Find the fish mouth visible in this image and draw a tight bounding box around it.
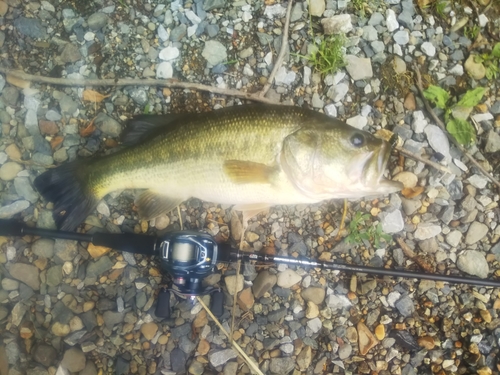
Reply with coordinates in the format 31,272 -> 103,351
364,141 -> 403,193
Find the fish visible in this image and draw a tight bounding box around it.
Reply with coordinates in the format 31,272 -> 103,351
34,104 -> 403,231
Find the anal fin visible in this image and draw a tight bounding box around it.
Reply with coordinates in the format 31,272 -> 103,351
135,190 -> 184,221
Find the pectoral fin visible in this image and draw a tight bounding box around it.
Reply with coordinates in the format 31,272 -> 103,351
223,160 -> 278,184
135,190 -> 184,221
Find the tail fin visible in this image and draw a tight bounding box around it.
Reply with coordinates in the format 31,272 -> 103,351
34,162 -> 98,231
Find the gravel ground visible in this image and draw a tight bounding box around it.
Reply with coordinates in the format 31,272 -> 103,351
1,0 -> 500,374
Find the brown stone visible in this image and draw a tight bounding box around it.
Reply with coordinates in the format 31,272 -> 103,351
5,144 -> 21,160
237,287 -> 255,311
493,298 -> 500,309
305,301 -> 319,319
480,309 -> 492,323
477,366 -> 492,375
39,120 -> 59,135
193,310 -> 208,328
374,324 -> 385,340
418,336 -> 435,350
0,1 -> 8,17
157,334 -> 169,345
140,322 -> 158,340
404,92 -> 416,110
357,321 -> 379,355
87,243 -> 111,258
197,339 -> 210,355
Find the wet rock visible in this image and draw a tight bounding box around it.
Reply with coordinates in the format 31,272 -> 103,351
33,344 -> 57,367
14,16 -> 47,38
301,287 -> 325,305
9,263 -> 40,290
88,12 -> 109,30
270,357 -> 295,374
0,162 -> 22,181
252,270 -> 277,298
95,113 -> 121,137
465,221 -> 488,244
61,348 -> 86,372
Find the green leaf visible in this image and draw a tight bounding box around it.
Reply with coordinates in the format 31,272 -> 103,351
456,87 -> 486,108
423,85 -> 450,109
446,118 -> 476,146
492,43 -> 500,58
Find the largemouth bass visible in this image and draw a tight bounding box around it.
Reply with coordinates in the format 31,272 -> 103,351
34,104 -> 403,231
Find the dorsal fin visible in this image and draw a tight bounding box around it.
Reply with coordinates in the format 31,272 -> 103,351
122,114 -> 187,145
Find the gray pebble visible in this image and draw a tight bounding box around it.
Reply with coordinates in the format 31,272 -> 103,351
14,17 -> 47,39
88,13 -> 109,31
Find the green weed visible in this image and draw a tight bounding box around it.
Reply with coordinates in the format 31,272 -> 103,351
345,212 -> 392,249
423,85 -> 486,146
464,25 -> 480,40
474,42 -> 500,80
297,34 -> 347,76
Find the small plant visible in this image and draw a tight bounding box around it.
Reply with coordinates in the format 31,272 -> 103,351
474,42 -> 500,80
298,34 -> 347,76
423,85 -> 486,146
143,102 -> 151,114
434,0 -> 449,18
345,212 -> 392,248
464,25 -> 480,40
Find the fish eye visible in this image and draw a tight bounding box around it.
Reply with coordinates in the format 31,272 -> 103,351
350,133 -> 365,148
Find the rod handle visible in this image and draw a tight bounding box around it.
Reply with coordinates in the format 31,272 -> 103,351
91,232 -> 159,255
0,219 -> 26,237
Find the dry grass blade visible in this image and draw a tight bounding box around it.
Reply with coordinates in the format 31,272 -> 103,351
196,296 -> 264,375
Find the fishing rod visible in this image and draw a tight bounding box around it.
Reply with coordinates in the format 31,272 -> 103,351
1,219 -> 500,319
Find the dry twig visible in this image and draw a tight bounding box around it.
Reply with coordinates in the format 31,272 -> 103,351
395,146 -> 452,174
412,63 -> 500,191
0,67 -> 282,105
259,0 -> 294,97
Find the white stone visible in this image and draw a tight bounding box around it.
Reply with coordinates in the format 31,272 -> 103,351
425,125 -> 451,162
264,4 -> 287,19
449,64 -> 464,76
386,9 -> 399,32
156,62 -> 173,79
303,66 -> 311,85
84,32 -> 95,41
381,209 -> 404,233
324,104 -> 337,118
478,14 -> 488,27
421,42 -> 436,57
157,25 -> 169,41
393,30 -> 409,45
159,46 -> 180,61
275,66 -> 296,86
185,10 -> 201,24
346,115 -> 367,130
468,174 -> 488,189
414,223 -> 441,240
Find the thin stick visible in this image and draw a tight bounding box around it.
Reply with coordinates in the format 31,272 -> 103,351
395,146 -> 452,174
260,0 -> 294,97
0,67 -> 281,106
335,199 -> 348,241
196,296 -> 264,375
412,63 -> 500,191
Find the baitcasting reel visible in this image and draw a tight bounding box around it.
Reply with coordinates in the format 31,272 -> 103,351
1,219 -> 500,321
